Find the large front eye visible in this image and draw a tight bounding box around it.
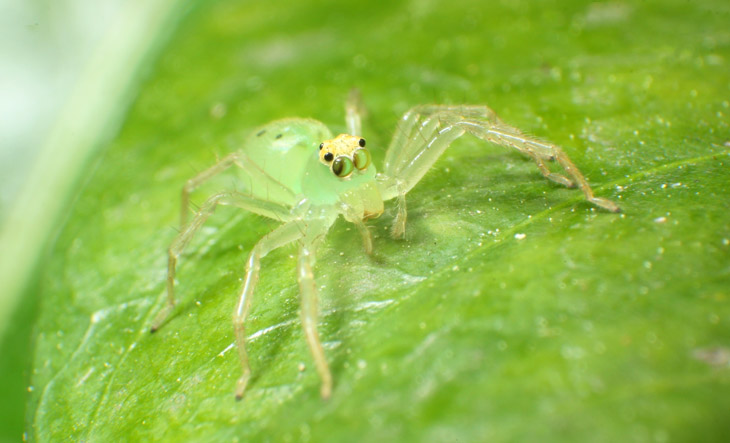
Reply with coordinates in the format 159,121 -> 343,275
353,148 -> 371,171
332,156 -> 354,178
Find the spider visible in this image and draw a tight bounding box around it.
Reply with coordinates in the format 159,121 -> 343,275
149,90 -> 620,400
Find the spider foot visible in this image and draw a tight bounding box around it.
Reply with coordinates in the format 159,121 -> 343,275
235,371 -> 251,401
319,373 -> 332,400
390,200 -> 408,239
589,197 -> 621,213
150,301 -> 176,333
391,217 -> 406,240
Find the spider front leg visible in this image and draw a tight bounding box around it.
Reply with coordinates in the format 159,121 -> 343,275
379,105 -> 620,237
233,220 -> 305,400
233,215 -> 335,400
297,233 -> 333,399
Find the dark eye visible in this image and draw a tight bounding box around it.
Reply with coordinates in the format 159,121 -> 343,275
319,143 -> 324,150
359,138 -> 366,147
324,152 -> 334,162
353,148 -> 371,170
332,156 -> 354,178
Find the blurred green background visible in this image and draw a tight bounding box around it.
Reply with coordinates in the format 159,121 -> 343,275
2,0 -> 729,441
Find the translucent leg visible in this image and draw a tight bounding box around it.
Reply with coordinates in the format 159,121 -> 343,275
179,151 -> 297,227
531,154 -> 576,188
345,88 -> 364,136
150,192 -> 293,333
375,175 -> 409,239
340,202 -> 373,254
180,153 -> 237,228
233,221 -> 305,400
379,105 -> 621,237
464,119 -> 621,213
351,218 -> 373,255
297,240 -> 333,399
391,190 -> 408,239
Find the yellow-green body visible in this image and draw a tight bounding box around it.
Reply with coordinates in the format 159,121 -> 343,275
242,118 -> 384,222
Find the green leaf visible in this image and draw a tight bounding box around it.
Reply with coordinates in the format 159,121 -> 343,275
27,0 -> 730,441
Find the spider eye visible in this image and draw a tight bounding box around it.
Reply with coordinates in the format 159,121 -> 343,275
319,143 -> 324,150
359,138 -> 366,147
324,152 -> 334,162
332,156 -> 354,178
353,148 -> 371,171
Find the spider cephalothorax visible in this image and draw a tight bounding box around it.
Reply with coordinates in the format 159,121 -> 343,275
318,134 -> 371,178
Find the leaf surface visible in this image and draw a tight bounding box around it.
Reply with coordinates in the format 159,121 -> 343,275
28,0 -> 730,441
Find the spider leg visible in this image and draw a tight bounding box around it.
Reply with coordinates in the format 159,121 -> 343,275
391,191 -> 408,240
463,119 -> 619,212
379,105 -> 620,237
233,220 -> 306,400
179,151 -> 297,227
345,88 -> 364,136
296,218 -> 335,399
339,202 -> 373,254
150,191 -> 293,333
